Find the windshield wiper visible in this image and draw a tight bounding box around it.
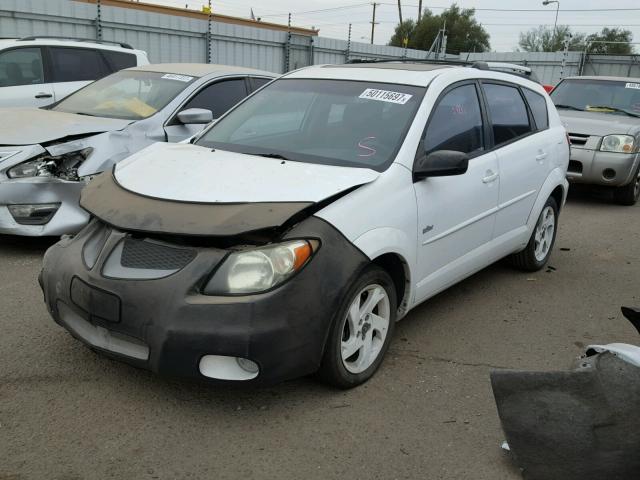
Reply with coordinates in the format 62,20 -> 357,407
554,104 -> 584,111
586,105 -> 640,118
243,152 -> 290,160
74,112 -> 99,117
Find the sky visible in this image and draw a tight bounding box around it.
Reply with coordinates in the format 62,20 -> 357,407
146,0 -> 640,52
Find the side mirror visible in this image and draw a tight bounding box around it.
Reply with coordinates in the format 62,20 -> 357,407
176,108 -> 213,125
413,150 -> 469,181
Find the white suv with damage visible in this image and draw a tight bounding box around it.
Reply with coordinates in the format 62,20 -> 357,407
40,61 -> 570,388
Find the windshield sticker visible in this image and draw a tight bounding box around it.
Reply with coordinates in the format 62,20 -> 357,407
359,88 -> 413,104
626,82 -> 640,90
161,74 -> 194,82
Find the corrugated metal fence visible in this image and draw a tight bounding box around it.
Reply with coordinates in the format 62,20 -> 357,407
1,0 -> 639,84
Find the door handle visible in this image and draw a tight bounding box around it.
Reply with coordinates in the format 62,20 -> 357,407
482,171 -> 499,183
536,152 -> 548,162
35,92 -> 53,99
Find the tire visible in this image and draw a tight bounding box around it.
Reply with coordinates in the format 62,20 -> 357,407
509,196 -> 559,272
318,265 -> 397,389
613,166 -> 640,206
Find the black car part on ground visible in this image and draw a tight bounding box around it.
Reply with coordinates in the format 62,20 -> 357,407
490,308 -> 640,480
40,214 -> 371,385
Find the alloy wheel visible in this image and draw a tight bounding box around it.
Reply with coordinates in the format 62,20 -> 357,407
340,284 -> 390,374
534,206 -> 555,262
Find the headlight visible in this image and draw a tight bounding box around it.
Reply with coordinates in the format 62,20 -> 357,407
600,135 -> 635,153
7,148 -> 93,179
204,239 -> 319,295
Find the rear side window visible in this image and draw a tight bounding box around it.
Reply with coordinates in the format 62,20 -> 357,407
102,50 -> 137,72
522,88 -> 549,130
249,77 -> 271,92
483,83 -> 532,146
424,83 -> 484,155
0,47 -> 44,87
184,79 -> 248,118
49,47 -> 108,82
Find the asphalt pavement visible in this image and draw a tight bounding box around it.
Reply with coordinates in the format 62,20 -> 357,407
1,187 -> 639,480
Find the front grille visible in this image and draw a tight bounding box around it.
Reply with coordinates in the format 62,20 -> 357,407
121,238 -> 196,270
568,133 -> 589,146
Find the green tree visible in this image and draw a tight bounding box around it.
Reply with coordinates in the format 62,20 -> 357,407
518,25 -> 586,52
586,28 -> 634,54
389,4 -> 490,54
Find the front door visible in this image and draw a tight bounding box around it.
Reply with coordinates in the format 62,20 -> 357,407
164,78 -> 249,143
0,47 -> 55,108
413,82 -> 500,302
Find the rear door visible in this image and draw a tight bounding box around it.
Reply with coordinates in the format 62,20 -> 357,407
0,47 -> 55,108
164,77 -> 249,142
481,82 -> 549,238
47,46 -> 110,101
413,81 -> 500,302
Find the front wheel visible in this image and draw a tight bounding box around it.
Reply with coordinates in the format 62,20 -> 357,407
318,265 -> 397,389
509,196 -> 559,271
613,167 -> 640,206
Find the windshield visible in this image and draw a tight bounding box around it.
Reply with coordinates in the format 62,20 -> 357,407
195,79 -> 425,171
551,79 -> 640,115
52,70 -> 196,120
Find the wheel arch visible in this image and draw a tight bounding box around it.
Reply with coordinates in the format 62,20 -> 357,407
352,227 -> 416,319
527,168 -> 568,232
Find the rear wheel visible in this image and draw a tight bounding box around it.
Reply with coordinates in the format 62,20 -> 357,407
318,265 -> 396,389
613,166 -> 640,206
509,196 -> 558,271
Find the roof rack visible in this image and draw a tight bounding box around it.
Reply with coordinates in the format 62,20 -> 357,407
345,58 -> 540,83
17,36 -> 133,50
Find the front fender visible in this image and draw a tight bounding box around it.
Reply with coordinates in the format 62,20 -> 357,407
353,227 -> 415,315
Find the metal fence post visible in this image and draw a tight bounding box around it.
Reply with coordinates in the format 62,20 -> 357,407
95,0 -> 102,40
284,13 -> 291,72
345,23 -> 352,63
206,0 -> 212,63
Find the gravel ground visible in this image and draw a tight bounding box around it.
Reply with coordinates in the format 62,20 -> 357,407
1,188 -> 638,480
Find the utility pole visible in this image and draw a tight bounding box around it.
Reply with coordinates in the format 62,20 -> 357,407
418,0 -> 422,22
397,0 -> 403,25
370,3 -> 378,45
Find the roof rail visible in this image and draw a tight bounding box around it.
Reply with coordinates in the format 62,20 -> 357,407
17,36 -> 134,50
344,58 -> 540,83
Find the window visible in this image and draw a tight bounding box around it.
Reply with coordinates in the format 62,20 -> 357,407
523,88 -> 549,130
249,77 -> 271,92
102,50 -> 137,72
423,84 -> 484,155
483,83 -> 532,146
551,79 -> 640,115
53,70 -> 190,120
0,48 -> 44,87
196,79 -> 425,171
50,47 -> 108,82
184,79 -> 248,118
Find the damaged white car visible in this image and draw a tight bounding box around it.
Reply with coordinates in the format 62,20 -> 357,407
0,63 -> 273,235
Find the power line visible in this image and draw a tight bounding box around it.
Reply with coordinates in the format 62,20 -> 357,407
377,3 -> 640,12
258,3 -> 371,18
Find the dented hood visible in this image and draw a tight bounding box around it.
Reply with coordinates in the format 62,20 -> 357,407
114,143 -> 380,203
81,143 -> 380,236
0,108 -> 133,146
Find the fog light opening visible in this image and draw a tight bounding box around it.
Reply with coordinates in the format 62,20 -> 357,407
199,355 -> 259,381
7,203 -> 60,225
602,168 -> 617,180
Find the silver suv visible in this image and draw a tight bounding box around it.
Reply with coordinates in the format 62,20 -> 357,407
550,76 -> 640,205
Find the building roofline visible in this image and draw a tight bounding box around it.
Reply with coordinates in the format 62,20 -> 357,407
73,0 -> 319,36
